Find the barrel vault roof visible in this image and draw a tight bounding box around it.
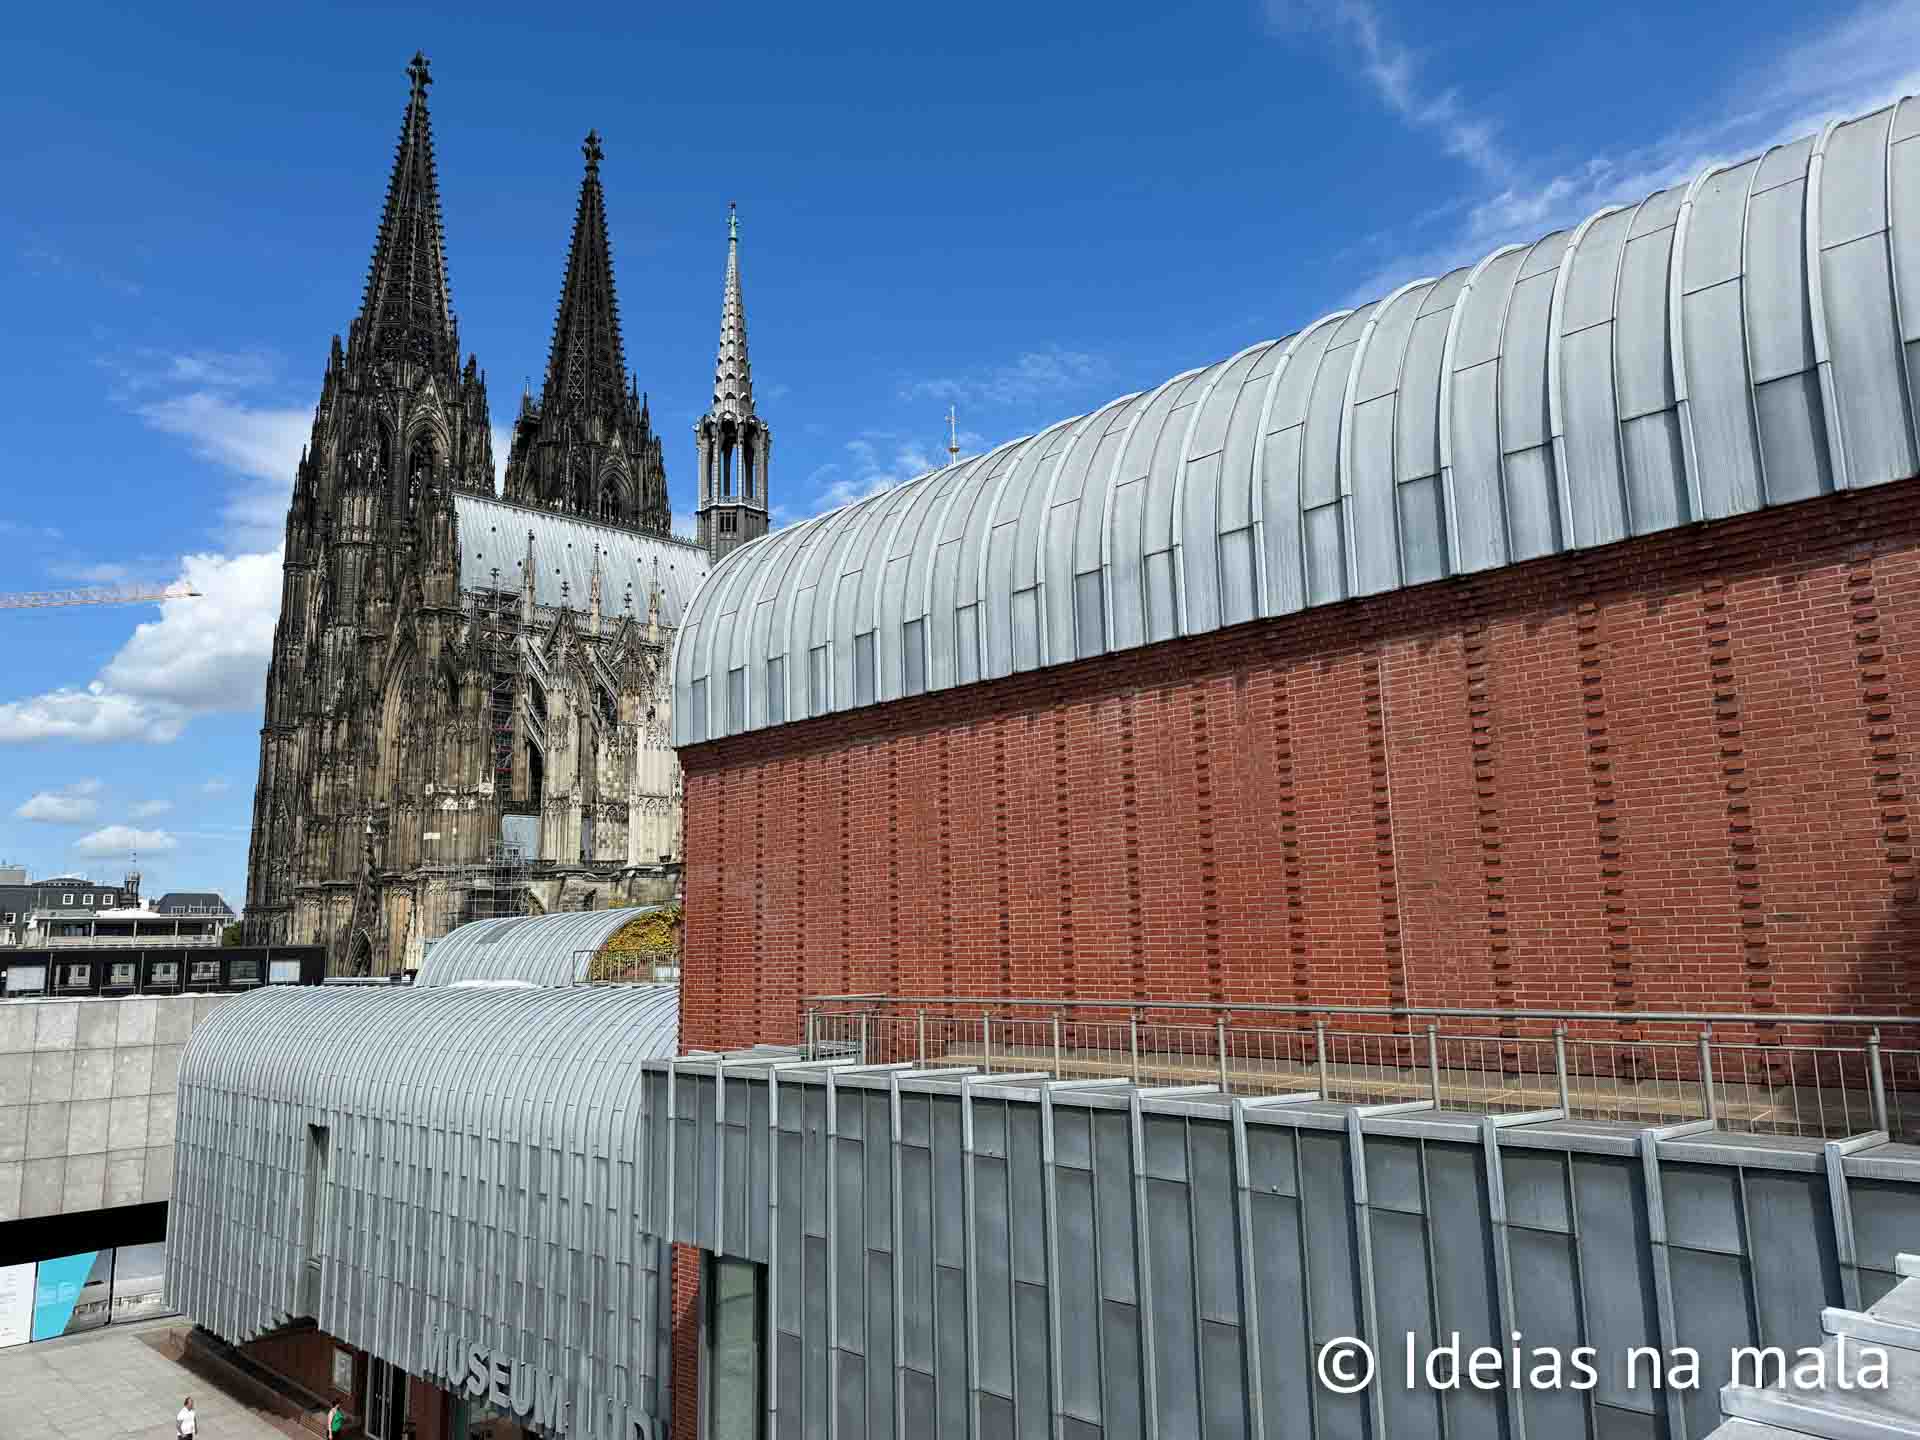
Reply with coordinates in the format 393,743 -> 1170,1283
676,99 -> 1920,744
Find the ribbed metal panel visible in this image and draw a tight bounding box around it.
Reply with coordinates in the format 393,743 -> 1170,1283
414,906 -> 669,988
165,985 -> 680,1428
676,98 -> 1920,744
649,1056 -> 1920,1440
455,493 -> 709,625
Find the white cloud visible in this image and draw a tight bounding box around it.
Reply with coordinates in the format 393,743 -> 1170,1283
802,433 -> 944,517
14,780 -> 104,823
134,391 -> 310,550
201,778 -> 230,794
129,799 -> 172,818
0,684 -> 186,744
98,549 -> 282,712
74,825 -> 177,857
492,424 -> 512,492
0,548 -> 281,746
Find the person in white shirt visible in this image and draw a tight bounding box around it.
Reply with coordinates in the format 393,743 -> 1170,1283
177,1397 -> 196,1437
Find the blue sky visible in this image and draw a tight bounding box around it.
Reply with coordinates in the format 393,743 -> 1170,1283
0,0 -> 1914,908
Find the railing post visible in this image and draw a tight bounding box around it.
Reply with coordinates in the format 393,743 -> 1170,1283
917,1009 -> 927,1067
1426,1023 -> 1441,1107
1130,1009 -> 1141,1086
1698,1024 -> 1717,1124
983,1011 -> 992,1075
859,1012 -> 870,1065
1052,1013 -> 1063,1077
1869,1027 -> 1890,1134
1218,1015 -> 1230,1095
1315,1018 -> 1329,1095
805,1008 -> 817,1060
1554,1023 -> 1571,1117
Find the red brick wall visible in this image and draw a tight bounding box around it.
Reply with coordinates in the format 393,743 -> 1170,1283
678,483 -> 1920,1052
241,1326 -> 356,1405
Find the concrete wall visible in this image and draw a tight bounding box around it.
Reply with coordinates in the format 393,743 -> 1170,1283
0,993 -> 231,1221
677,482 -> 1920,1052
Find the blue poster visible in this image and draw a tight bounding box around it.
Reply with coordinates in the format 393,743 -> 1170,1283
31,1251 -> 113,1341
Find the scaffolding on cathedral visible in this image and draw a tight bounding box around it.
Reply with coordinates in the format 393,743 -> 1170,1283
423,841 -> 535,954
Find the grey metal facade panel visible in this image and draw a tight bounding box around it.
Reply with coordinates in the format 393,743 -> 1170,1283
455,493 -> 708,626
166,985 -> 681,1432
651,1057 -> 1920,1440
413,906 -> 670,988
674,96 -> 1920,745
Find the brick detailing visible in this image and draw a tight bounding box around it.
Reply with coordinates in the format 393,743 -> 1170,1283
1855,559 -> 1915,1005
1363,649 -> 1405,1008
1054,707 -> 1077,999
1574,577 -> 1632,1012
1464,616 -> 1508,1009
887,743 -> 901,997
1703,572 -> 1771,1006
993,717 -> 1013,992
753,764 -> 766,1023
671,1244 -> 699,1440
1271,665 -> 1310,1006
1119,694 -> 1146,996
1191,685 -> 1224,1001
679,483 -> 1920,1053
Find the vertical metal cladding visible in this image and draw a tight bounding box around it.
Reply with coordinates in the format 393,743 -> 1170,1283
676,98 -> 1920,744
646,1057 -> 1920,1440
165,985 -> 679,1429
413,907 -> 676,988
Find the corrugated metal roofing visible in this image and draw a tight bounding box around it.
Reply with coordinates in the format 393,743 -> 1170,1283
455,492 -> 709,627
677,98 -> 1920,743
166,983 -> 679,1407
414,905 -> 666,987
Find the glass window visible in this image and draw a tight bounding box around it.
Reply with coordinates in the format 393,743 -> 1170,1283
705,1256 -> 764,1439
765,656 -> 785,727
902,618 -> 926,696
83,895 -> 93,905
62,894 -> 73,906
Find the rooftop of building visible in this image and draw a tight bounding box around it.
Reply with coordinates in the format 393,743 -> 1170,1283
676,96 -> 1920,745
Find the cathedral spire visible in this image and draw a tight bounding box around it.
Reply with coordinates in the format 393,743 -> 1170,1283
539,129 -> 627,416
695,203 -> 772,560
712,202 -> 754,418
355,52 -> 457,373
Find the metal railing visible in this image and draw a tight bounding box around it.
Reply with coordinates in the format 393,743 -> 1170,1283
801,995 -> 1920,1141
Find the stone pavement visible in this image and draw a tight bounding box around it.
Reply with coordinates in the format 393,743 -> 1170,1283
0,1320 -> 290,1440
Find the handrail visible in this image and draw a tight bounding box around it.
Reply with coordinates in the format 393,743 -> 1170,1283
803,993 -> 1920,1027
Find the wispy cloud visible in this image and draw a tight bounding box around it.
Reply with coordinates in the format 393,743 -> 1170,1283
15,780 -> 104,824
897,347 -> 1110,412
19,238 -> 143,297
1271,0 -> 1920,302
74,825 -> 177,857
129,799 -> 172,819
201,778 -> 230,794
1267,0 -> 1507,182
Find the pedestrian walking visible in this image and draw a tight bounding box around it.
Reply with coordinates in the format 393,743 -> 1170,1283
326,1402 -> 344,1440
176,1397 -> 197,1439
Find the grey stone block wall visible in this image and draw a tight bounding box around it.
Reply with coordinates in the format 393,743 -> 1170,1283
0,993 -> 234,1222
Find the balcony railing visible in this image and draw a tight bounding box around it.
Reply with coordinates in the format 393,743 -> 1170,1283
801,995 -> 1920,1141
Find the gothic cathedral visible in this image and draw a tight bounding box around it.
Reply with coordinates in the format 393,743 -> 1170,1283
242,55 -> 771,973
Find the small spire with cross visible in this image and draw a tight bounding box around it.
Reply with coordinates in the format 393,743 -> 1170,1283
729,201 -> 738,244
947,405 -> 960,466
583,129 -> 604,173
408,51 -> 432,99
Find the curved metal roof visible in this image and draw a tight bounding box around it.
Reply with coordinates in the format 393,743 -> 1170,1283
415,905 -> 668,987
677,100 -> 1920,744
168,983 -> 678,1359
456,492 -> 708,627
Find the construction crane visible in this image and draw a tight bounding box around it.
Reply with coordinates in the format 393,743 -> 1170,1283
0,583 -> 201,610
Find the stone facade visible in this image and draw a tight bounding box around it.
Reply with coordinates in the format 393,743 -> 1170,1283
0,994 -> 223,1221
243,57 -> 768,974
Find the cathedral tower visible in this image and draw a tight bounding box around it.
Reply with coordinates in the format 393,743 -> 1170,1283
501,132 -> 671,531
242,52 -> 494,958
695,204 -> 771,558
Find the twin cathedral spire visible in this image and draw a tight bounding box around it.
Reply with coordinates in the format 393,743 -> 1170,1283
326,51 -> 768,546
